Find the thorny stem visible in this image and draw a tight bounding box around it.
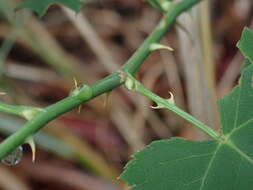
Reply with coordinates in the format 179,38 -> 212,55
0,0 -> 203,159
0,101 -> 29,116
124,73 -> 221,140
0,101 -> 43,120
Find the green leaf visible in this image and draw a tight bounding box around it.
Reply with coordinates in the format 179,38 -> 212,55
237,27 -> 253,63
120,29 -> 253,189
15,0 -> 85,17
219,59 -> 253,135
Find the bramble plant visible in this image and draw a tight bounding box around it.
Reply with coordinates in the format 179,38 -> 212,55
121,36 -> 253,189
0,0 -> 253,189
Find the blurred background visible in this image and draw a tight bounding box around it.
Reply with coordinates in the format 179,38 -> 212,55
0,0 -> 252,189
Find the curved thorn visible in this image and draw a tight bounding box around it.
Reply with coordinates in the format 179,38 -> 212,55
150,105 -> 159,109
150,43 -> 174,52
150,103 -> 164,109
168,91 -> 175,105
26,137 -> 36,163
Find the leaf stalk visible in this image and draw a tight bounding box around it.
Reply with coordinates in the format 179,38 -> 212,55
124,73 -> 220,140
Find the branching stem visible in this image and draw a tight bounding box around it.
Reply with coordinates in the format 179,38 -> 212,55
0,101 -> 42,120
124,73 -> 220,140
0,0 -> 203,159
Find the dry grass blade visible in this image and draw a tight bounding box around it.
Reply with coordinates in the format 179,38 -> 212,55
18,160 -> 121,190
0,166 -> 30,190
62,7 -> 119,72
45,124 -> 120,181
218,53 -> 243,97
177,7 -> 218,139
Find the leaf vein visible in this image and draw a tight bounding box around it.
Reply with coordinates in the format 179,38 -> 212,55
233,82 -> 243,131
160,152 -> 214,165
227,142 -> 253,165
227,118 -> 253,138
199,144 -> 222,190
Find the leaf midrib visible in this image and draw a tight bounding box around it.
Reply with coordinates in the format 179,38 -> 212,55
226,140 -> 253,165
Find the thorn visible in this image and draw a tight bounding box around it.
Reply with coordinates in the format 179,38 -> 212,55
70,77 -> 80,96
103,92 -> 111,109
150,103 -> 165,109
73,77 -> 78,89
150,105 -> 160,109
78,105 -> 83,114
150,43 -> 174,52
26,137 -> 36,163
167,91 -> 175,105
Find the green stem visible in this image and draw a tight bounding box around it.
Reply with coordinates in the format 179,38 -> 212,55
125,74 -> 220,140
0,0 -> 202,160
0,101 -> 41,120
0,101 -> 24,116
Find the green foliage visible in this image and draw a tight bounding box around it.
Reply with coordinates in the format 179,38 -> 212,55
237,27 -> 253,63
2,1 -> 253,189
15,0 -> 85,17
120,27 -> 253,190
